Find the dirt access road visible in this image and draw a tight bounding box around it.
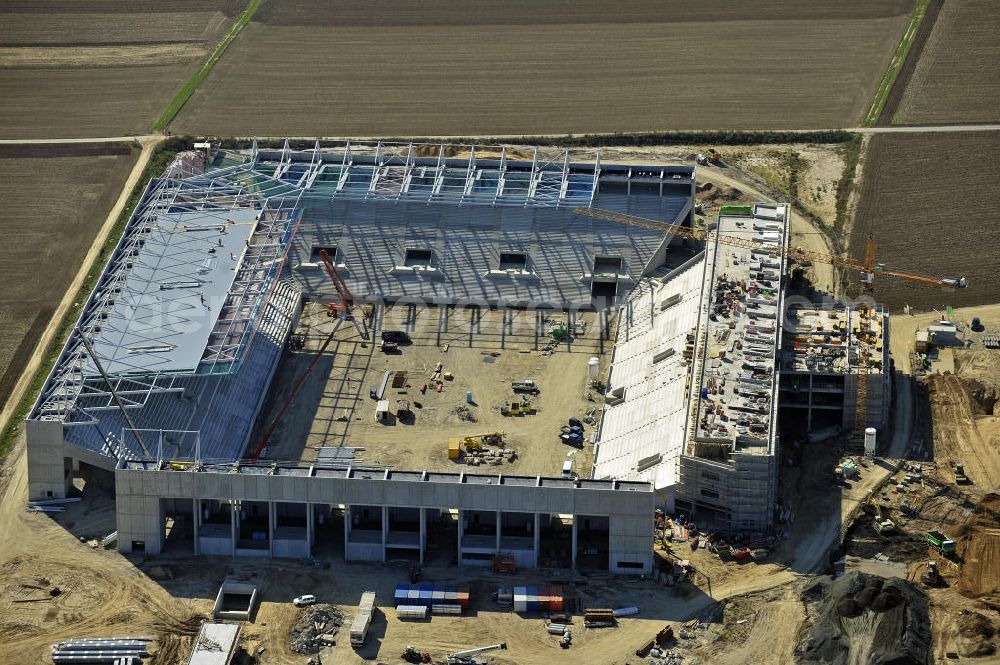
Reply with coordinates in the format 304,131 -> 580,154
698,163 -> 839,296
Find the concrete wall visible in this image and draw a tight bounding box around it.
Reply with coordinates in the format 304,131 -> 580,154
675,450 -> 776,532
114,468 -> 654,574
26,419 -> 72,500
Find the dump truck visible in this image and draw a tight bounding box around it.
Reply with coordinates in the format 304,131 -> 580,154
926,530 -> 956,555
350,591 -> 377,648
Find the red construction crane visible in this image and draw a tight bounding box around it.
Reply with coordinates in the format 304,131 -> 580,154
247,250 -> 367,460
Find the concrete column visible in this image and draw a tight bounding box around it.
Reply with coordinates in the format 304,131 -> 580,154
457,509 -> 464,567
306,502 -> 313,558
419,508 -> 427,565
382,506 -> 389,563
192,499 -> 200,556
268,501 -> 275,558
230,501 -> 238,557
343,506 -> 351,562
571,517 -> 578,570
533,513 -> 540,569
495,511 -> 502,553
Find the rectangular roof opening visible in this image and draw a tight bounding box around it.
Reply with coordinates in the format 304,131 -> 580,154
499,251 -> 528,271
593,256 -> 624,275
403,248 -> 433,268
309,245 -> 338,264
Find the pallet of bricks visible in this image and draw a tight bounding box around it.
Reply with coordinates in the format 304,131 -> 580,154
584,608 -> 616,628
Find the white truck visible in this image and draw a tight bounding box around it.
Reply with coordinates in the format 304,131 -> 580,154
350,591 -> 377,649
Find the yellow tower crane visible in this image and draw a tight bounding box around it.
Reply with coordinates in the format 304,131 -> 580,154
573,206 -> 968,436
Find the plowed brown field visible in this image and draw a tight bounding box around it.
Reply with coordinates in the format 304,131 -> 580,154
850,132 -> 1000,311
0,144 -> 136,405
891,0 -> 1000,125
174,0 -> 911,137
0,1 -> 242,138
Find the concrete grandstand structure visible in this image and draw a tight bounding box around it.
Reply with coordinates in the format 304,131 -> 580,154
26,140 -> 705,575
596,204 -> 790,532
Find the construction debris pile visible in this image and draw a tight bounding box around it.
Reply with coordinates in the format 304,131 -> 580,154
290,604 -> 344,654
50,636 -> 152,664
955,610 -> 997,658
795,572 -> 930,665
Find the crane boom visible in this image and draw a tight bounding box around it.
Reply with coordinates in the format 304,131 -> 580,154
448,642 -> 507,664
572,206 -> 966,290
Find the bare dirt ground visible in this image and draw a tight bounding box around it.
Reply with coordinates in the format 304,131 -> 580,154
0,447 -> 210,665
0,144 -> 138,409
174,0 -> 911,136
257,303 -> 609,476
891,0 -> 1000,125
850,132 -> 1000,311
0,1 -> 240,138
596,144 -> 842,296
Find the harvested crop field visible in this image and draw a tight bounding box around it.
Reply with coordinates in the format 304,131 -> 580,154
849,132 -> 1000,311
891,0 -> 1000,125
0,144 -> 136,407
174,0 -> 911,136
0,1 -> 242,138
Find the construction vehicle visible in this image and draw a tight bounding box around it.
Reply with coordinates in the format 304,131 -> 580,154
574,205 -> 968,439
921,560 -> 942,587
954,462 -> 971,485
448,432 -> 505,460
926,530 -> 957,556
511,380 -> 540,395
501,401 -> 536,416
380,338 -> 400,353
869,500 -> 896,535
447,642 -> 507,665
402,645 -> 431,663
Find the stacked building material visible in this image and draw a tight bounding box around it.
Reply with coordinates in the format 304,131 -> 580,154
396,605 -> 429,620
584,608 -> 616,628
512,586 -> 563,613
51,637 -> 151,663
393,584 -> 469,612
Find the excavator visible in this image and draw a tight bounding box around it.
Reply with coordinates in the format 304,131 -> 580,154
573,206 -> 968,437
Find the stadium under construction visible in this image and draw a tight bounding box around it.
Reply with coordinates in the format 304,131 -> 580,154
25,140 -> 890,575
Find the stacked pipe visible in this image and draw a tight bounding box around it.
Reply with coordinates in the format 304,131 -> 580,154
50,637 -> 152,663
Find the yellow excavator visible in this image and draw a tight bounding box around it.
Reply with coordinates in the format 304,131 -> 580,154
448,432 -> 505,460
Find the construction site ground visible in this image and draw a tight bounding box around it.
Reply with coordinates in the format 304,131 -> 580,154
256,303 -> 610,477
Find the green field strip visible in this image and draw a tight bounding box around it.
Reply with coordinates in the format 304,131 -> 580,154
863,0 -> 931,126
151,0 -> 265,132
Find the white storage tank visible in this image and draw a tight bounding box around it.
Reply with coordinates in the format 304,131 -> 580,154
864,427 -> 877,456
588,357 -> 600,382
